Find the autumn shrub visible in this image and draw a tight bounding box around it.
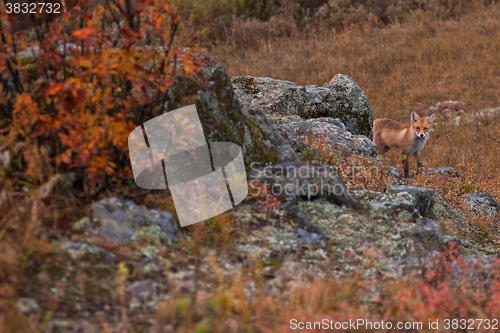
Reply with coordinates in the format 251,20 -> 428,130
0,0 -> 206,194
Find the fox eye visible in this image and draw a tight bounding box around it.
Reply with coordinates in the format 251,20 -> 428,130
416,127 -> 420,130
424,127 -> 428,130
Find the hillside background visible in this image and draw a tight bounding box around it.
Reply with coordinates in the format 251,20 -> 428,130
174,0 -> 500,184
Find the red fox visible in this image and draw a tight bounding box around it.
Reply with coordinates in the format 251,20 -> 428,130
373,112 -> 435,178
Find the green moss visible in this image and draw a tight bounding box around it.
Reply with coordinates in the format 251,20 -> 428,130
195,316 -> 213,333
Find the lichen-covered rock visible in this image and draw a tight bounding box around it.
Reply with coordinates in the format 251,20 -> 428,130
291,228 -> 323,245
464,191 -> 500,216
231,179 -> 465,278
398,219 -> 442,250
16,297 -> 40,316
60,242 -> 117,263
293,199 -> 440,266
427,166 -> 459,177
386,185 -> 435,216
277,117 -> 378,158
161,60 -> 286,169
126,280 -> 160,313
232,74 -> 374,138
75,197 -> 178,245
430,194 -> 469,231
244,107 -> 297,162
354,187 -> 436,219
424,193 -> 499,255
284,205 -> 329,247
389,166 -> 403,180
358,189 -> 419,218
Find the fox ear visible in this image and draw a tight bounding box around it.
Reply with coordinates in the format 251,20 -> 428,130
411,112 -> 419,123
428,113 -> 435,123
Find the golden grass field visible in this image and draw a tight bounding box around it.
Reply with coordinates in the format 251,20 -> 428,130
207,7 -> 500,169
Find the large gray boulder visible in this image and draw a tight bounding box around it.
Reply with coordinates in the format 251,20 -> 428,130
244,107 -> 297,162
232,74 -> 374,138
277,117 -> 378,158
161,60 -> 291,169
74,197 -> 179,245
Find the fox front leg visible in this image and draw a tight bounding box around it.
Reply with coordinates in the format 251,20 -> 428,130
402,154 -> 409,178
413,152 -> 422,172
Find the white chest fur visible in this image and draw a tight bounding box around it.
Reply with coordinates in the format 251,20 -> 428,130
407,136 -> 427,155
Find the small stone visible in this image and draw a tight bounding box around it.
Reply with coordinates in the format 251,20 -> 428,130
389,166 -> 403,180
386,185 -> 435,216
463,191 -> 500,216
60,242 -> 117,263
293,228 -> 321,245
427,166 -> 459,177
441,235 -> 462,254
86,197 -> 178,245
16,298 -> 39,315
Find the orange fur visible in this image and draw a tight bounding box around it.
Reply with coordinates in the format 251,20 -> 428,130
373,112 -> 435,178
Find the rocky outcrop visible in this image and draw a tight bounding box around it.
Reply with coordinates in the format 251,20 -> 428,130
161,60 -> 290,169
244,107 -> 297,162
233,183 -> 462,279
277,117 -> 378,158
74,197 -> 179,245
464,191 -> 500,216
431,194 -> 469,230
61,241 -> 117,263
232,74 -> 374,138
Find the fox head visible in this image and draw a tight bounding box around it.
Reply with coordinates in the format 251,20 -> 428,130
410,112 -> 435,139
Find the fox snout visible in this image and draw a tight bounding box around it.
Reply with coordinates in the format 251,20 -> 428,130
416,132 -> 427,138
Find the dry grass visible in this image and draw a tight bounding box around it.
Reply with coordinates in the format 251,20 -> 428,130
202,2 -> 500,186
150,253 -> 500,333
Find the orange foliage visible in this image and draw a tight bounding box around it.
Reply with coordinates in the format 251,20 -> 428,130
0,0 -> 205,193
